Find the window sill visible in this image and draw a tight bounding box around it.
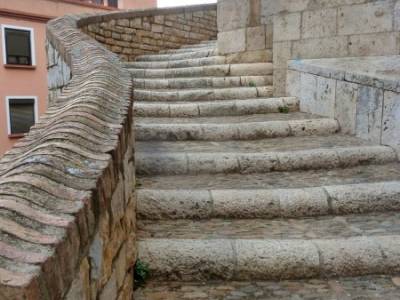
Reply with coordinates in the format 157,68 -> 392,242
4,64 -> 36,70
8,133 -> 25,139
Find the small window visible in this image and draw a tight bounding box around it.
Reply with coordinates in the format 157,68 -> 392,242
108,0 -> 118,8
6,97 -> 37,136
1,25 -> 35,66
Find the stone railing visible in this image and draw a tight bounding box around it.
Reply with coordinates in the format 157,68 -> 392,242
0,12 -> 135,300
79,4 -> 217,61
287,56 -> 400,153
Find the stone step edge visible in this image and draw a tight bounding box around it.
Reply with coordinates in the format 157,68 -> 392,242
135,50 -> 217,62
159,46 -> 216,54
135,118 -> 339,141
129,63 -> 273,74
124,56 -> 228,69
138,235 -> 400,281
133,75 -> 273,89
134,86 -> 273,102
137,181 -> 400,220
134,97 -> 299,117
136,146 -> 396,175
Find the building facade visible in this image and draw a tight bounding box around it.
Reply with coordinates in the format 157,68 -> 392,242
0,0 -> 156,156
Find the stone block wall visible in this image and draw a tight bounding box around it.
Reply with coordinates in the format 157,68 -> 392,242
47,42 -> 71,104
218,0 -> 273,62
217,0 -> 400,95
0,12 -> 136,300
287,56 -> 400,152
80,4 -> 217,61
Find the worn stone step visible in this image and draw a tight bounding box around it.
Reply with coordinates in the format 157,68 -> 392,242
134,276 -> 400,300
136,135 -> 397,175
129,63 -> 273,78
134,86 -> 273,102
135,49 -> 218,62
124,56 -> 227,69
138,214 -> 400,280
137,180 -> 400,220
179,40 -> 217,49
134,97 -> 299,117
133,75 -> 272,89
158,46 -> 215,54
137,163 -> 400,219
136,113 -> 339,141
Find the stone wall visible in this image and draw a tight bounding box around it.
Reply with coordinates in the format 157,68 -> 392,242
80,4 -> 217,61
217,0 -> 400,95
0,12 -> 136,300
47,42 -> 71,104
287,56 -> 400,153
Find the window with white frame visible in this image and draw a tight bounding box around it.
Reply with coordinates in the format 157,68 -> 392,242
6,97 -> 38,136
1,25 -> 35,66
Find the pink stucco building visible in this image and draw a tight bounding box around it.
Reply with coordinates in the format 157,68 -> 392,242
0,0 -> 156,156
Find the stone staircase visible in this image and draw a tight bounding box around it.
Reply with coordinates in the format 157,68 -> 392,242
128,40 -> 400,299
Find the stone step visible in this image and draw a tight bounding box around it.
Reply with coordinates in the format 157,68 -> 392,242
138,213 -> 400,280
136,113 -> 339,141
180,40 -> 217,49
136,135 -> 397,175
134,276 -> 400,300
129,63 -> 273,78
134,86 -> 273,102
134,97 -> 299,117
158,46 -> 215,54
135,49 -> 218,62
137,172 -> 400,219
133,75 -> 272,89
124,56 -> 227,69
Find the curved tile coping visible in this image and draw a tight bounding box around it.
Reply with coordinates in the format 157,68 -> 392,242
288,56 -> 400,93
0,10 -> 134,300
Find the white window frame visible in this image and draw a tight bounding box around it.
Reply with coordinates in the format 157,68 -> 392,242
1,24 -> 36,66
5,96 -> 38,136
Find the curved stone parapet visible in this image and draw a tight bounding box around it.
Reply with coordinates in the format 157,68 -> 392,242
0,12 -> 135,300
79,4 -> 217,61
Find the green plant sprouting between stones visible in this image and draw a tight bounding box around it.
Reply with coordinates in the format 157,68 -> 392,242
279,106 -> 290,114
134,259 -> 150,288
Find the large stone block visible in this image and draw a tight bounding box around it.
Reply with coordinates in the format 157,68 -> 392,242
273,68 -> 287,96
273,13 -> 301,41
335,81 -> 358,134
218,0 -> 250,32
315,76 -> 336,118
338,2 -> 393,35
299,72 -> 317,113
355,86 -> 383,143
261,0 -> 309,23
292,36 -> 348,59
302,8 -> 337,38
396,0 -> 400,31
273,41 -> 292,68
382,91 -> 400,150
246,26 -> 266,51
286,69 -> 301,97
349,32 -> 398,56
217,29 -> 246,54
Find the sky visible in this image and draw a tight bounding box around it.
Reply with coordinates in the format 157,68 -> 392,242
158,0 -> 217,8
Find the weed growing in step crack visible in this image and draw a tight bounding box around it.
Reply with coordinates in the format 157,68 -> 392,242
278,106 -> 290,114
134,259 -> 150,288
